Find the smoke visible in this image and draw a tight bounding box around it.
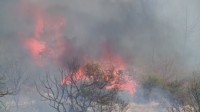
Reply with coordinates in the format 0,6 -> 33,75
22,0 -> 200,70
1,0 -> 200,111
1,0 -> 200,69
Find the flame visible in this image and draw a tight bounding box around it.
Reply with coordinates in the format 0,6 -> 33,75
105,75 -> 136,95
24,38 -> 46,65
61,68 -> 86,85
100,56 -> 136,95
22,1 -> 66,65
21,1 -> 137,95
62,54 -> 137,95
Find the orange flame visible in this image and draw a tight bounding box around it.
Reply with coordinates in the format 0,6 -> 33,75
62,55 -> 137,95
21,1 -> 137,95
22,1 -> 66,66
24,38 -> 46,65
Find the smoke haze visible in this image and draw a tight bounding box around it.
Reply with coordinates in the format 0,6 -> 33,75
1,0 -> 200,111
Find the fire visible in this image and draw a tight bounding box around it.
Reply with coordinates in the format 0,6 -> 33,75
21,1 -> 137,95
105,75 -> 136,95
22,1 -> 66,65
62,55 -> 137,95
61,68 -> 86,85
24,38 -> 46,64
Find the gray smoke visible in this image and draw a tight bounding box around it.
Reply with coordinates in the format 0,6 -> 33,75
1,0 -> 200,111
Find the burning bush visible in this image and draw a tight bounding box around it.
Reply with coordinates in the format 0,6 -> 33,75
37,61 -> 133,112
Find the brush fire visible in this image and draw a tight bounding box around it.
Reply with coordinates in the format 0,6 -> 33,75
2,0 -> 200,112
23,1 -> 137,96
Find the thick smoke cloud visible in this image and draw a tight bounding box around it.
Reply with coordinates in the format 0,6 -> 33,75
1,0 -> 200,69
1,0 -> 200,111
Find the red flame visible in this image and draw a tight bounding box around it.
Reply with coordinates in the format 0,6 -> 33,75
21,1 -> 136,95
62,61 -> 136,95
22,1 -> 66,66
62,50 -> 137,95
24,38 -> 46,65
